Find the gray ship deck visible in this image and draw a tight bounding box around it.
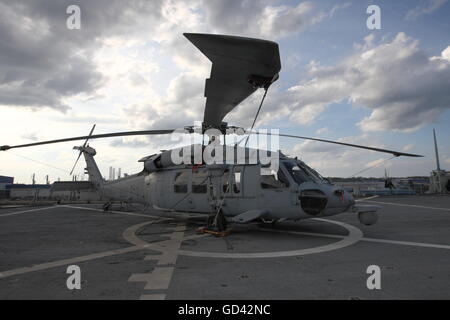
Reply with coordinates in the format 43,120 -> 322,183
0,195 -> 449,299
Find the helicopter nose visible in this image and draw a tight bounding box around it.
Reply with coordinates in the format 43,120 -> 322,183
320,187 -> 354,216
299,186 -> 354,217
333,189 -> 355,206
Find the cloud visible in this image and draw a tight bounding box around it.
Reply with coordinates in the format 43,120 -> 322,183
0,0 -> 169,112
123,71 -> 206,128
109,71 -> 207,147
315,127 -> 329,135
20,132 -> 39,141
1,1 -> 442,181
293,133 -> 386,156
290,134 -> 386,177
285,33 -> 450,132
114,0 -> 338,134
258,2 -> 319,38
203,0 -> 335,39
402,144 -> 415,152
328,2 -> 351,18
221,84 -> 294,129
365,158 -> 387,169
405,0 -> 448,20
0,0 -> 335,127
289,133 -> 426,177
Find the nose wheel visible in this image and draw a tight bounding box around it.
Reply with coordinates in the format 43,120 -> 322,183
353,204 -> 379,225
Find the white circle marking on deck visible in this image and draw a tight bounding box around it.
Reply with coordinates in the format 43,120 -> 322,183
128,218 -> 363,259
178,218 -> 363,259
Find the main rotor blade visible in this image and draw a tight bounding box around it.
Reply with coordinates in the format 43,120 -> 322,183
184,33 -> 281,128
1,129 -> 175,151
246,131 -> 423,158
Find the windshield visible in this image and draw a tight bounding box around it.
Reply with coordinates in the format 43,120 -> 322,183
283,160 -> 328,185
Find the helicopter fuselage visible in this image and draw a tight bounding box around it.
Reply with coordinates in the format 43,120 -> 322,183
149,164 -> 354,221
98,154 -> 356,222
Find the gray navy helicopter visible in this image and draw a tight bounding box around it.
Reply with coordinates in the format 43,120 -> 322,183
1,33 -> 422,231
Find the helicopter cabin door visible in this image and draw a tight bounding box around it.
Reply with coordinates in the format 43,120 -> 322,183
258,165 -> 292,217
171,169 -> 196,211
221,165 -> 258,216
190,168 -> 212,213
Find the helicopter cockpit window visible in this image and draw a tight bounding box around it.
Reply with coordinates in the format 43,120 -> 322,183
260,169 -> 289,189
174,171 -> 189,193
192,170 -> 208,194
283,161 -> 327,185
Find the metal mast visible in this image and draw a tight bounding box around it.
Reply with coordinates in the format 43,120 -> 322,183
433,128 -> 441,171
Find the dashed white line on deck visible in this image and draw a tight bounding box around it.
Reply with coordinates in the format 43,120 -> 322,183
62,204 -> 161,218
0,245 -> 142,279
361,237 -> 450,250
0,206 -> 59,217
264,229 -> 450,250
365,201 -> 450,212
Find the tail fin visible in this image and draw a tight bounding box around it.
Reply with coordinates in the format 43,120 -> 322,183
73,145 -> 104,188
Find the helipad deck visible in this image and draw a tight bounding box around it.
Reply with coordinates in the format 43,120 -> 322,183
0,195 -> 449,299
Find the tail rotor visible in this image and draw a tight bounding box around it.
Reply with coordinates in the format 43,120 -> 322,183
70,124 -> 96,176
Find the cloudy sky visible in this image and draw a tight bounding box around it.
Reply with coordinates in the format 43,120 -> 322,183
0,0 -> 449,183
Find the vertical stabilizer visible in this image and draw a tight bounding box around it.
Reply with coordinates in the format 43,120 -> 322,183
73,146 -> 104,188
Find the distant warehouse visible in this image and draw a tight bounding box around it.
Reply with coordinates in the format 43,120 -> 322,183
0,175 -> 14,199
6,183 -> 51,200
1,179 -> 100,201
